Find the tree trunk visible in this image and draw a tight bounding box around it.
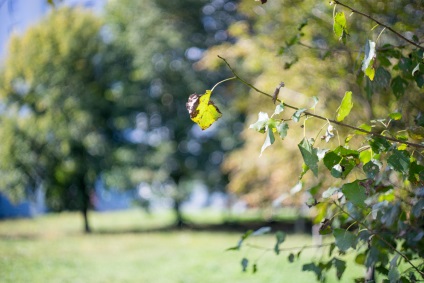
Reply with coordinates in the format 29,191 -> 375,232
80,179 -> 92,234
173,199 -> 184,228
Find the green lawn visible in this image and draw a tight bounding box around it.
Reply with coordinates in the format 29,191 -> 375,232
0,209 -> 365,283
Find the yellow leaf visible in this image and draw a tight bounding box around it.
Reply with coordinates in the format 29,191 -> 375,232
186,90 -> 222,130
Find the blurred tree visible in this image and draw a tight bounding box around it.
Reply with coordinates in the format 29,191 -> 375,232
105,0 -> 245,226
0,7 -> 140,233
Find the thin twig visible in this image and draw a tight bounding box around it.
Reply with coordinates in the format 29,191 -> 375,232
246,242 -> 334,253
333,0 -> 424,50
217,55 -> 424,150
333,201 -> 424,278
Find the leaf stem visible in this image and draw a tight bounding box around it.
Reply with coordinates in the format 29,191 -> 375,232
217,55 -> 424,150
333,0 -> 424,50
211,76 -> 236,93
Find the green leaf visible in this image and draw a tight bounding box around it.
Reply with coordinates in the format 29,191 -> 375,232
365,59 -> 375,81
336,91 -> 353,122
412,199 -> 424,218
274,231 -> 286,255
298,138 -> 319,177
388,255 -> 400,283
333,258 -> 346,280
333,228 -> 356,252
333,12 -> 348,42
293,108 -> 307,122
249,112 -> 269,133
389,112 -> 402,120
261,126 -> 275,155
391,76 -> 408,98
241,258 -> 249,272
288,253 -> 295,263
363,161 -> 380,179
302,263 -> 322,280
276,122 -> 289,139
227,230 -> 253,251
359,149 -> 372,164
187,90 -> 222,130
355,123 -> 372,135
370,137 -> 391,154
355,253 -> 366,265
341,180 -> 367,207
387,150 -> 410,175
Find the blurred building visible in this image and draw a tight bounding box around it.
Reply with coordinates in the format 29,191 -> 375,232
0,0 -> 104,61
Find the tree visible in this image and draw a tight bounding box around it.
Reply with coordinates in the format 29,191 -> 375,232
104,0 -> 244,226
196,0 -> 424,281
0,7 -> 139,233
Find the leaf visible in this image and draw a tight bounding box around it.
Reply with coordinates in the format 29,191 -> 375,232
341,180 -> 367,207
186,90 -> 222,130
355,123 -> 372,135
333,228 -> 356,252
333,258 -> 346,280
363,160 -> 380,179
336,91 -> 353,122
319,218 -> 332,235
249,112 -> 269,133
274,231 -> 286,255
288,253 -> 295,263
261,127 -> 275,156
298,138 -> 319,176
387,150 -> 410,175
227,230 -> 253,251
252,226 -> 271,236
274,102 -> 285,115
362,41 -> 376,81
322,187 -> 339,198
369,137 -> 391,154
333,12 -> 348,42
391,76 -> 408,98
241,258 -> 249,272
310,96 -> 319,110
389,112 -> 402,120
302,263 -> 322,280
388,255 -> 400,283
323,124 -> 335,142
293,108 -> 307,122
365,59 -> 375,81
276,122 -> 289,139
412,63 -> 421,76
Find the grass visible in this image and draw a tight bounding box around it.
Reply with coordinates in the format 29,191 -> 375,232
0,209 -> 366,283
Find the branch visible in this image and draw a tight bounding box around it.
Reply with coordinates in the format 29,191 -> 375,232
333,0 -> 424,50
218,55 -> 424,150
333,201 -> 424,278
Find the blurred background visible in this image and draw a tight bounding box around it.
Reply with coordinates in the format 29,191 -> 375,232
0,0 -> 422,282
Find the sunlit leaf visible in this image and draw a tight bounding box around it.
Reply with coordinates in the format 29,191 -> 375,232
336,91 -> 353,122
186,90 -> 222,130
276,122 -> 289,139
362,41 -> 376,81
389,112 -> 402,120
274,102 -> 285,115
333,12 -> 348,42
249,112 -> 269,133
261,127 -> 275,155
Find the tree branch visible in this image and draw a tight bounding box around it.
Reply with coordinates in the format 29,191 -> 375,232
218,55 -> 424,150
333,0 -> 424,50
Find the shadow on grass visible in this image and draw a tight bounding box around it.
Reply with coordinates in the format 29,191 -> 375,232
93,218 -> 313,235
